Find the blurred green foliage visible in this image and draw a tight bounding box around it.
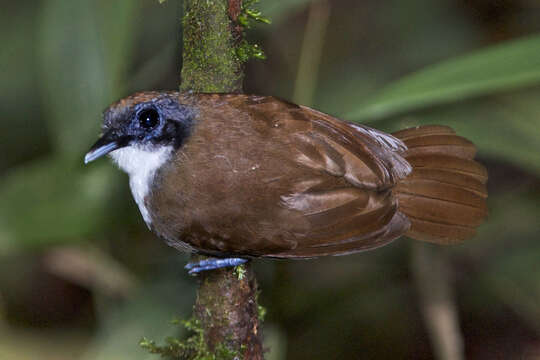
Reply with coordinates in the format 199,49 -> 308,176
349,35 -> 540,122
1,0 -> 540,359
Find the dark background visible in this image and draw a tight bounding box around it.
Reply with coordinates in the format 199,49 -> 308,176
1,0 -> 540,359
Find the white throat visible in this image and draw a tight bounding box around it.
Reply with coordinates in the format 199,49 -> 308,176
109,145 -> 173,225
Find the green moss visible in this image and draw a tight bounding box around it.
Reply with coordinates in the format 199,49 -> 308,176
257,305 -> 266,322
180,0 -> 270,93
180,0 -> 243,92
238,0 -> 271,28
235,0 -> 270,62
236,40 -> 266,62
233,264 -> 247,280
140,317 -> 242,360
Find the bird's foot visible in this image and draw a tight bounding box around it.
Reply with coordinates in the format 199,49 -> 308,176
185,257 -> 248,275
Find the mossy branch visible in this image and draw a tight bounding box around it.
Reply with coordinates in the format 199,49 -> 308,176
179,0 -> 243,92
179,0 -> 268,92
180,0 -> 266,354
142,0 -> 268,359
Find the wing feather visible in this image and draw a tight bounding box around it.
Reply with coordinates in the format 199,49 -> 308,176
242,97 -> 412,257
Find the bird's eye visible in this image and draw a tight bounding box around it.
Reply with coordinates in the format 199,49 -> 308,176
138,108 -> 160,129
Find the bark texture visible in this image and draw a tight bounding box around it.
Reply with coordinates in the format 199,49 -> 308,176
193,260 -> 263,358
180,0 -> 244,93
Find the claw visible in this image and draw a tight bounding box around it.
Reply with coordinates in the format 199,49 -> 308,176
185,257 -> 248,275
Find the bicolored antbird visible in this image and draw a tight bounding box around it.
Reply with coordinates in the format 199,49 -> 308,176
85,92 -> 488,273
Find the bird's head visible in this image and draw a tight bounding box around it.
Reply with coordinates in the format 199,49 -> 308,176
84,91 -> 196,166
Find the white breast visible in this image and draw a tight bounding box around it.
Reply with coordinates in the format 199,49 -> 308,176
109,145 -> 173,225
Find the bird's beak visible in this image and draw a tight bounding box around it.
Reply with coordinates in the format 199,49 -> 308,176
84,131 -> 129,164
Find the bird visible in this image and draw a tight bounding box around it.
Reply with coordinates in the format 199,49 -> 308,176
85,91 -> 488,273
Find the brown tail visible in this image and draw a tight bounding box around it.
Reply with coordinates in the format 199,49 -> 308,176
392,125 -> 488,244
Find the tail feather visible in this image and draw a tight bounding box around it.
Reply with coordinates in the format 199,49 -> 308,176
393,125 -> 488,244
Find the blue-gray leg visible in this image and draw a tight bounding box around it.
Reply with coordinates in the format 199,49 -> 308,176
185,257 -> 248,275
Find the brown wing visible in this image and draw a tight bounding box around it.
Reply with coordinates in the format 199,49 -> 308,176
241,96 -> 412,258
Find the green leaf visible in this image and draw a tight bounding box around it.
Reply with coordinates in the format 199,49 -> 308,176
373,89 -> 540,174
346,34 -> 540,122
